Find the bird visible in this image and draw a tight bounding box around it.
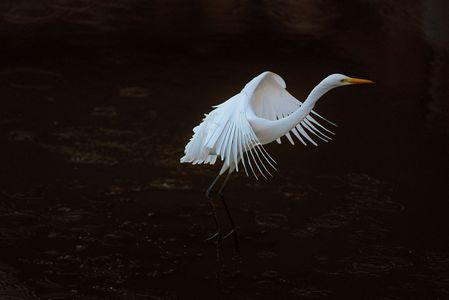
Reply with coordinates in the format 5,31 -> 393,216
180,71 -> 373,252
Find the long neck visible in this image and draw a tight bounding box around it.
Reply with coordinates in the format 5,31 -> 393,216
251,81 -> 333,144
303,81 -> 332,107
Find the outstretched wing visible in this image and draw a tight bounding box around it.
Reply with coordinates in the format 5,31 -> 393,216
180,93 -> 276,179
243,71 -> 336,146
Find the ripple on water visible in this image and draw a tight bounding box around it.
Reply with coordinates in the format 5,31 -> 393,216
343,254 -> 411,278
91,106 -> 118,118
0,269 -> 40,300
0,228 -> 31,245
42,127 -> 140,166
255,213 -> 288,229
53,209 -> 95,224
347,193 -> 405,214
119,86 -> 149,98
101,230 -> 136,248
261,270 -> 279,279
42,292 -> 105,300
349,219 -> 391,244
106,178 -> 191,195
256,250 -> 278,259
290,208 -> 356,239
0,68 -> 61,89
148,178 -> 191,191
339,173 -> 385,192
413,251 -> 449,294
290,173 -> 403,242
290,287 -> 333,298
7,131 -> 37,143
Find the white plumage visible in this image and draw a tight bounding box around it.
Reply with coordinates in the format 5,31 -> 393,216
181,71 -> 372,179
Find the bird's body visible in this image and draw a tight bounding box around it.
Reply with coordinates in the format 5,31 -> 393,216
180,71 -> 373,252
181,71 -> 370,178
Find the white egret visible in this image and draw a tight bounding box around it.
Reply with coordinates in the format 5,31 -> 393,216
180,71 -> 373,251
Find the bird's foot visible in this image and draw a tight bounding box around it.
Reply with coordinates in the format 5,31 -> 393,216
205,232 -> 224,261
222,229 -> 235,240
206,230 -> 237,241
205,231 -> 222,242
205,230 -> 240,256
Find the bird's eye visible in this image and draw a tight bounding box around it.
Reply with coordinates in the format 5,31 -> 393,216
340,79 -> 345,83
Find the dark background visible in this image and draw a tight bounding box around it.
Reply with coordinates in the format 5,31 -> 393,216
0,0 -> 449,299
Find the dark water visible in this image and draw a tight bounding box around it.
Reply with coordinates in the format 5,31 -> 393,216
1,0 -> 449,299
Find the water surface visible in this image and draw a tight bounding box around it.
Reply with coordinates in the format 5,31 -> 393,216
0,0 -> 448,299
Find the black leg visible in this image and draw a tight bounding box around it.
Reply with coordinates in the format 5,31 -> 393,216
205,174 -> 223,259
205,174 -> 222,239
218,172 -> 240,254
219,193 -> 240,254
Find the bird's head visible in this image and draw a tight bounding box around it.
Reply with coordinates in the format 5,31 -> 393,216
322,73 -> 374,88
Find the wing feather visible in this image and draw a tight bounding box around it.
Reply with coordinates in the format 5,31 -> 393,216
181,71 -> 336,177
303,119 -> 333,141
296,124 -> 318,146
291,127 -> 307,146
306,115 -> 336,135
301,121 -> 329,142
181,93 -> 276,178
245,71 -> 336,146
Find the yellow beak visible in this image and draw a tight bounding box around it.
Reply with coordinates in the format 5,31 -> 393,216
346,77 -> 374,84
